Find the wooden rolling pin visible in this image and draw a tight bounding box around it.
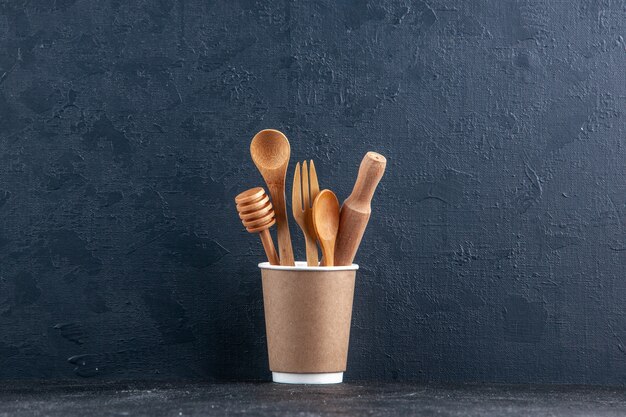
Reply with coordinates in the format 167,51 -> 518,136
334,152 -> 387,266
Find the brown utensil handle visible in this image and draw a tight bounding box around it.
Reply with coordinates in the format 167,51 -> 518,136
346,152 -> 387,209
305,235 -> 319,266
320,243 -> 333,266
259,229 -> 280,265
268,183 -> 295,266
334,152 -> 386,266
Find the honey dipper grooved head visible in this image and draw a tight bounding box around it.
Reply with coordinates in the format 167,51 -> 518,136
235,187 -> 276,234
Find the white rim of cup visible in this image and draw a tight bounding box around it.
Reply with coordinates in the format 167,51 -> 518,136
258,261 -> 359,271
272,371 -> 344,384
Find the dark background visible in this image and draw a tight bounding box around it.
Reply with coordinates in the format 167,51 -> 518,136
0,0 -> 624,384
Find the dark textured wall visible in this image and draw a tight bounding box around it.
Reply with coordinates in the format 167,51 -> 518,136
0,0 -> 625,384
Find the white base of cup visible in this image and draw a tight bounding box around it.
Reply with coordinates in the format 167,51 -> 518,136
272,372 -> 343,384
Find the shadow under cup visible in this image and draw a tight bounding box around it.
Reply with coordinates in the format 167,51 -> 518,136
259,261 -> 359,384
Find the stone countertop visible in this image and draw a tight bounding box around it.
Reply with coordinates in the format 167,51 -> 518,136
0,381 -> 625,416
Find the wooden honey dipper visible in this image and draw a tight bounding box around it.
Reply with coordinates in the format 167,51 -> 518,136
235,187 -> 280,265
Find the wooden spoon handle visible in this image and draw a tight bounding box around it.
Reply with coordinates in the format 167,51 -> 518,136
268,183 -> 295,266
320,242 -> 333,267
259,229 -> 279,265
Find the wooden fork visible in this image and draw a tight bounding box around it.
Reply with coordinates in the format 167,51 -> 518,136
292,160 -> 320,266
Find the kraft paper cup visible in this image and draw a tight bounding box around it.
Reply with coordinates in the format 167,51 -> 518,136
259,261 -> 359,384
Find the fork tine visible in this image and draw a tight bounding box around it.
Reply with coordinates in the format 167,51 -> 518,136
302,160 -> 310,209
309,160 -> 320,203
292,162 -> 301,215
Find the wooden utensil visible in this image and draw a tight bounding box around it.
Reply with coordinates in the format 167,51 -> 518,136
334,152 -> 386,266
292,160 -> 320,266
250,129 -> 295,266
235,187 -> 280,265
312,189 -> 340,267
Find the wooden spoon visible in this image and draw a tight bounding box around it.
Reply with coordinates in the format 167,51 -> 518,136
312,189 -> 340,266
250,129 -> 295,266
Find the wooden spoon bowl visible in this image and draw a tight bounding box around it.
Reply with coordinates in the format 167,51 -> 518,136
312,189 -> 340,266
250,130 -> 291,170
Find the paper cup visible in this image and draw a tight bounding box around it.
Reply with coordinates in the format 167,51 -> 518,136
259,261 -> 359,384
